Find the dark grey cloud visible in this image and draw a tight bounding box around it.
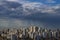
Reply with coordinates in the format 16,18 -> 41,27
0,1 -> 60,29
0,1 -> 60,19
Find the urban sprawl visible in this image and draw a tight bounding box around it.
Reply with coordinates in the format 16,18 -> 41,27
0,26 -> 60,40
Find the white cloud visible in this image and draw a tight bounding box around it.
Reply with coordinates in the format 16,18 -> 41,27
22,2 -> 43,9
6,0 -> 27,3
22,2 -> 57,14
6,0 -> 18,2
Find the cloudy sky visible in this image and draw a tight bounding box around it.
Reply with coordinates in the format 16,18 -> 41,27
0,0 -> 60,29
6,0 -> 60,4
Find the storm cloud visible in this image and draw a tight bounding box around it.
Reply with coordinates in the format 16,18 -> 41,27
0,0 -> 60,29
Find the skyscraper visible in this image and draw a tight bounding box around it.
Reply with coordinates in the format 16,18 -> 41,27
11,34 -> 17,40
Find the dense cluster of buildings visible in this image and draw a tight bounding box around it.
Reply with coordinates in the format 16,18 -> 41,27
0,26 -> 60,40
